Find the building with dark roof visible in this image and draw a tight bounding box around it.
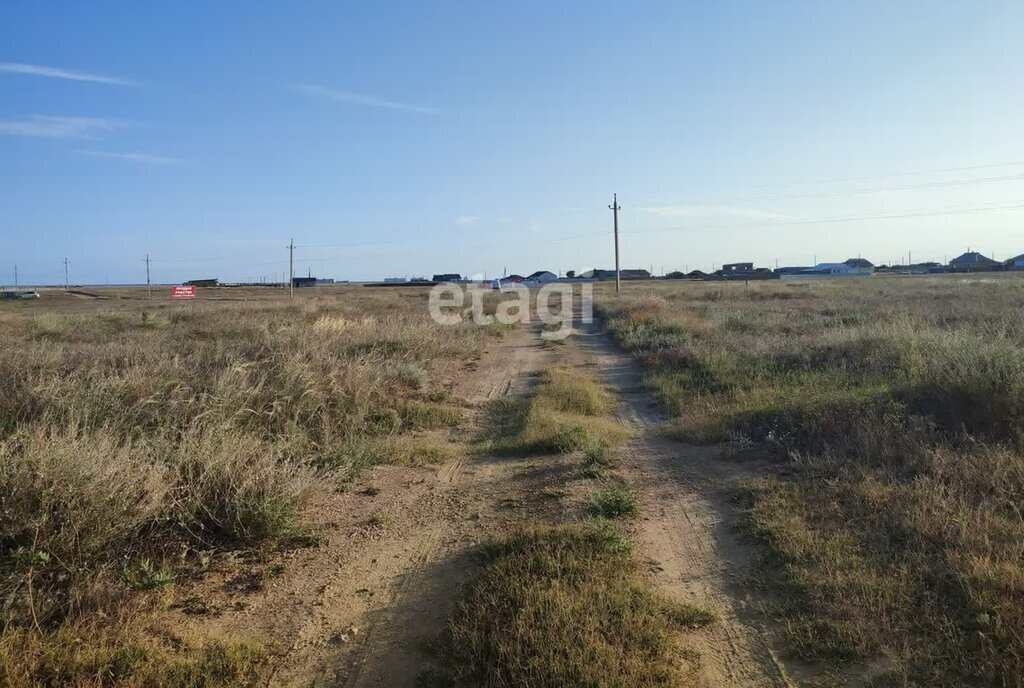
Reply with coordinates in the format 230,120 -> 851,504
949,252 -> 1000,272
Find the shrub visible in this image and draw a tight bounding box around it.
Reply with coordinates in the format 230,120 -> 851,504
590,485 -> 639,518
170,431 -> 314,547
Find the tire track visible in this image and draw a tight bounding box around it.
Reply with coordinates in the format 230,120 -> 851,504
570,312 -> 797,687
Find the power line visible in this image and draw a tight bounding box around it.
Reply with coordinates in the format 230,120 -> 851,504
624,201 -> 1024,237
625,172 -> 1024,207
617,159 -> 1024,197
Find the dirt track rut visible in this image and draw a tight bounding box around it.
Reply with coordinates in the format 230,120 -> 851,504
573,318 -> 796,687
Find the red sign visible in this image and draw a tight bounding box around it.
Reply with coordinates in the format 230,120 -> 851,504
171,286 -> 196,300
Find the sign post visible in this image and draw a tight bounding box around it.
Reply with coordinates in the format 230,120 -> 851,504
171,286 -> 197,300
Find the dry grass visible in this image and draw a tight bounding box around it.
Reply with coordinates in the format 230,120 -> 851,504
598,276 -> 1024,686
430,523 -> 714,687
488,366 -> 630,456
0,286 -> 499,685
0,620 -> 266,688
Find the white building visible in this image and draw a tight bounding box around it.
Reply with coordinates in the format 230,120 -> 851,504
781,258 -> 874,280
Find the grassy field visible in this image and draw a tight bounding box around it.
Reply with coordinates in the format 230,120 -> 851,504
8,276 -> 1021,686
597,275 -> 1024,686
0,286 -> 503,686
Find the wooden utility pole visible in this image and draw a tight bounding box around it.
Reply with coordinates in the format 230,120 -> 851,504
63,257 -> 69,291
288,239 -> 295,299
145,254 -> 152,299
609,193 -> 621,294
13,264 -> 17,289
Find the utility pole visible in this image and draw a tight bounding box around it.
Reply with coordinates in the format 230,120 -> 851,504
609,193 -> 621,294
288,239 -> 295,299
63,257 -> 69,291
145,254 -> 152,299
13,264 -> 17,289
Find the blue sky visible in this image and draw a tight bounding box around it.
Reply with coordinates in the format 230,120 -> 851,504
2,1 -> 1024,284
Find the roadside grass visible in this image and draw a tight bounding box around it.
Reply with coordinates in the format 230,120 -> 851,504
590,484 -> 640,518
598,277 -> 1024,685
486,366 -> 629,456
431,523 -> 714,687
0,287 -> 499,685
317,434 -> 463,478
0,622 -> 266,688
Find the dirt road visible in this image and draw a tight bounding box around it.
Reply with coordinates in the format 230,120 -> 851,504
170,312 -> 795,686
573,317 -> 797,687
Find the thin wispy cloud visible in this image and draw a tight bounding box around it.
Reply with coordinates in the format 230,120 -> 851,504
0,115 -> 128,139
637,205 -> 796,221
75,150 -> 185,166
0,62 -> 134,86
292,84 -> 440,114
455,215 -> 480,227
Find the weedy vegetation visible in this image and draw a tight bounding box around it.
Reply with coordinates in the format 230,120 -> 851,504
486,365 -> 629,456
430,523 -> 714,687
0,286 -> 501,686
589,484 -> 640,518
598,276 -> 1024,686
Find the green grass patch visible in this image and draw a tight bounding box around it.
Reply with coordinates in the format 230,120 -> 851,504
433,523 -> 714,687
590,484 -> 639,518
485,367 -> 629,457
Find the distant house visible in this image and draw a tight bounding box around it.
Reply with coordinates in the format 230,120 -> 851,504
1005,254 -> 1024,271
843,258 -> 875,273
774,266 -> 811,276
432,273 -> 462,283
184,278 -> 218,287
718,263 -> 778,280
780,259 -> 873,280
577,268 -> 649,280
525,270 -> 558,284
721,262 -> 754,275
949,252 -> 1000,272
292,277 -> 317,288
